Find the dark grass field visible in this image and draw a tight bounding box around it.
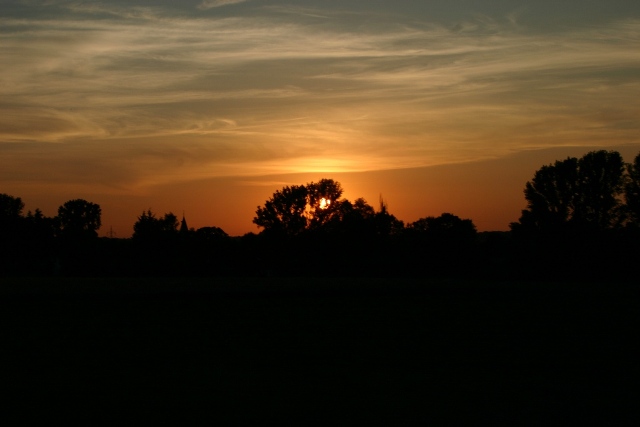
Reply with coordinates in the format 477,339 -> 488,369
1,277 -> 638,424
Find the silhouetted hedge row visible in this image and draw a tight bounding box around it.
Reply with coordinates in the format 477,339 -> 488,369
2,149 -> 639,280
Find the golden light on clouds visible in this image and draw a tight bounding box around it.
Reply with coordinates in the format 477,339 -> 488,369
1,1 -> 640,236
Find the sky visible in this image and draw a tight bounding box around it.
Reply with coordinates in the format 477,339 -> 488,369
2,0 -> 640,236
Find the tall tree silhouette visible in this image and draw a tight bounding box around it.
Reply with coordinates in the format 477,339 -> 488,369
517,156 -> 579,232
373,196 -> 404,237
574,150 -> 625,229
512,150 -> 625,232
57,199 -> 101,239
625,152 -> 640,226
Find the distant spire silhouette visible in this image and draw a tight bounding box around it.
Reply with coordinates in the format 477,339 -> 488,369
180,212 -> 189,234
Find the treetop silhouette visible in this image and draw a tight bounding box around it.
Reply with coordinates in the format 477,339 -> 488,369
0,193 -> 24,221
512,150 -> 631,232
133,210 -> 180,242
409,213 -> 476,242
253,179 -> 410,239
253,178 -> 345,236
625,152 -> 640,226
3,150 -> 640,279
57,199 -> 102,239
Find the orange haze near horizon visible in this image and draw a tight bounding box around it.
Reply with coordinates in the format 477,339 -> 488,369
8,144 -> 640,238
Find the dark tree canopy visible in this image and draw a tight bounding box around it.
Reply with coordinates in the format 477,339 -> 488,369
4,167 -> 640,279
513,150 -> 626,232
306,179 -> 344,230
0,193 -> 25,221
353,198 -> 376,219
574,150 -> 625,228
132,210 -> 179,241
409,213 -> 477,240
373,196 -> 404,237
519,157 -> 580,231
195,226 -> 229,241
57,199 -> 102,238
330,198 -> 376,233
253,178 -> 344,235
253,180 -> 410,240
0,194 -> 27,257
625,152 -> 640,226
253,184 -> 308,235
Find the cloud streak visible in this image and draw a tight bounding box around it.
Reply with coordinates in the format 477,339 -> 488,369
197,0 -> 248,10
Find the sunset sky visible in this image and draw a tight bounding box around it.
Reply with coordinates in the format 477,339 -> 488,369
2,0 -> 640,236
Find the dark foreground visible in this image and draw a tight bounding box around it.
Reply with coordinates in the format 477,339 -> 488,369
1,277 -> 638,424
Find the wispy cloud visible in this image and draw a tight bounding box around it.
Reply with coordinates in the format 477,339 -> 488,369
197,0 -> 248,10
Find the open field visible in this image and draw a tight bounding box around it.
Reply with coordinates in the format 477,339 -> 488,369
1,277 -> 637,424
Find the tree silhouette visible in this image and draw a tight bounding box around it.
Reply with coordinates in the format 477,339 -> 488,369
405,212 -> 477,276
306,179 -> 344,230
625,152 -> 640,226
0,193 -> 24,221
52,199 -> 102,275
409,213 -> 476,243
516,156 -> 579,232
373,196 -> 404,237
353,198 -> 376,219
57,199 -> 102,239
512,150 -> 625,232
507,150 -> 640,281
253,178 -> 344,236
254,184 -> 308,236
574,150 -> 625,229
0,194 -> 26,273
195,226 -> 229,241
24,209 -> 56,241
132,210 -> 179,241
324,197 -> 376,236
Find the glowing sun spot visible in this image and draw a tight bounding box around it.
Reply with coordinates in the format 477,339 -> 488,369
319,198 -> 331,209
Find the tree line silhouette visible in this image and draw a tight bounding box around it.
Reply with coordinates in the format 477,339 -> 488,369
2,150 -> 639,279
